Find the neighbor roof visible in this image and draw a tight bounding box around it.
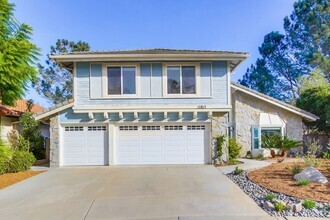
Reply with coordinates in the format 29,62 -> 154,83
230,82 -> 319,122
0,100 -> 45,117
49,48 -> 249,72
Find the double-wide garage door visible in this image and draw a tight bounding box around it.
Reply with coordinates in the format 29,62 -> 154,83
116,125 -> 210,165
62,124 -> 209,166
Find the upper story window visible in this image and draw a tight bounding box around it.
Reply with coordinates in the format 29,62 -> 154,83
167,66 -> 196,95
107,66 -> 136,95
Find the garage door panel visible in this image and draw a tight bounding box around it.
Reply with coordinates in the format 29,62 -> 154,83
141,156 -> 162,163
62,125 -> 108,166
163,145 -> 184,152
118,135 -> 139,141
141,145 -> 161,152
141,135 -> 162,141
118,156 -> 140,164
163,156 -> 186,163
163,135 -> 184,142
118,145 -> 140,152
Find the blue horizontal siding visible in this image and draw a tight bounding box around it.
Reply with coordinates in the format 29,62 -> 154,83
75,61 -> 228,108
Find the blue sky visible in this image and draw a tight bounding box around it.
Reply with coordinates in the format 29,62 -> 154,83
11,0 -> 295,107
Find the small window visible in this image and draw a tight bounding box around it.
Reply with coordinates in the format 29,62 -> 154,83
65,126 -> 83,131
164,126 -> 183,130
107,66 -> 136,95
142,126 -> 160,130
187,125 -> 205,130
119,126 -> 138,131
252,127 -> 259,149
261,128 -> 282,136
167,66 -> 196,95
88,126 -> 106,131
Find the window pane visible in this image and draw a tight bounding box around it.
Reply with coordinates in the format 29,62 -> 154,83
123,67 -> 136,94
182,66 -> 196,94
253,127 -> 259,138
167,66 -> 180,94
107,67 -> 121,95
261,128 -> 281,136
253,139 -> 259,149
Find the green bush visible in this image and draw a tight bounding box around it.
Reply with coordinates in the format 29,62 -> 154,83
228,138 -> 242,160
265,193 -> 276,201
216,135 -> 226,160
7,130 -> 30,152
302,200 -> 316,209
233,166 -> 244,175
323,151 -> 330,159
303,155 -> 321,167
296,179 -> 311,186
274,202 -> 286,212
6,151 -> 36,173
0,145 -> 13,174
292,164 -> 301,175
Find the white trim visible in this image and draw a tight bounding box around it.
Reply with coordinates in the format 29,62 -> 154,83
34,103 -> 74,120
102,64 -> 139,98
163,63 -> 202,98
73,105 -> 232,111
73,62 -> 77,101
231,84 -> 318,121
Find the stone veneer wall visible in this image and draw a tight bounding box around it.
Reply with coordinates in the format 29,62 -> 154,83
49,114 -> 60,167
211,112 -> 229,164
232,90 -> 303,156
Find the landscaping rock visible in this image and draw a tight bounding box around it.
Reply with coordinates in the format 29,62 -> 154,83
274,199 -> 286,206
263,201 -> 275,211
294,167 -> 328,183
293,202 -> 302,213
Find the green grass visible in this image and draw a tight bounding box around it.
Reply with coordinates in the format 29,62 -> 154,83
233,166 -> 244,175
296,179 -> 311,186
302,200 -> 316,209
265,193 -> 276,201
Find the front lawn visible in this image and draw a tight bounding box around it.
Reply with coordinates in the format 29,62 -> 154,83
248,159 -> 330,202
0,170 -> 44,190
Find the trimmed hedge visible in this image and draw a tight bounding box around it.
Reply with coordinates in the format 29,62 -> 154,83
7,151 -> 36,173
0,146 -> 13,174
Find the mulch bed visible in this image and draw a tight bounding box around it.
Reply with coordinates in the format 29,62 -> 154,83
248,159 -> 330,202
0,170 -> 44,190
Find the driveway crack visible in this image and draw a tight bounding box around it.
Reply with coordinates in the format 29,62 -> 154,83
84,199 -> 95,220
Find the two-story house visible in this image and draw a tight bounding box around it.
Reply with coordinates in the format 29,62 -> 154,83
34,49 -> 318,167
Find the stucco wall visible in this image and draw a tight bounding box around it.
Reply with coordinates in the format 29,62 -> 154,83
0,116 -> 17,144
232,90 -> 303,156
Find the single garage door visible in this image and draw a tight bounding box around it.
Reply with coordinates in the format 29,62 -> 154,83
116,124 -> 210,165
62,125 -> 108,166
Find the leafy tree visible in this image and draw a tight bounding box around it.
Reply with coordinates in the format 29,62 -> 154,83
0,0 -> 39,106
239,0 -> 329,101
284,0 -> 330,81
33,39 -> 90,104
298,69 -> 328,93
296,84 -> 330,134
238,58 -> 290,101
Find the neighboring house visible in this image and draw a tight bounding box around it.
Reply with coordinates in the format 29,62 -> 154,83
34,48 -> 318,167
0,100 -> 46,143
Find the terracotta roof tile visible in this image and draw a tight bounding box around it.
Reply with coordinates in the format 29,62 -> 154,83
0,100 -> 45,117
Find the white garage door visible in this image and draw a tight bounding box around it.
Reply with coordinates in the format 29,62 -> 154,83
62,125 -> 108,166
116,124 -> 210,165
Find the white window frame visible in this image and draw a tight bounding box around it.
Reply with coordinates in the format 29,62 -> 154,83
163,63 -> 201,97
252,126 -> 285,149
102,64 -> 140,98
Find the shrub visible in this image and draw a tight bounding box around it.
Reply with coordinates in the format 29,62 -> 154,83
256,153 -> 265,160
303,155 -> 321,167
246,150 -> 252,158
262,134 -> 281,149
323,151 -> 330,159
274,202 -> 286,212
216,135 -> 226,160
233,166 -> 244,175
228,138 -> 242,160
6,151 -> 36,173
305,139 -> 322,158
0,145 -> 13,174
296,179 -> 311,186
7,130 -> 30,152
302,200 -> 316,209
265,193 -> 276,201
292,164 -> 301,175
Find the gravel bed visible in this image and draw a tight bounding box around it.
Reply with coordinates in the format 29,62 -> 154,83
227,171 -> 330,218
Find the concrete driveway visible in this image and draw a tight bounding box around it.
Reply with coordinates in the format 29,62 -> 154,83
0,165 -> 271,220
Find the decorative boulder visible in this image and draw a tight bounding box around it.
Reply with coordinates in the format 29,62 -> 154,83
263,201 -> 275,211
294,167 -> 328,184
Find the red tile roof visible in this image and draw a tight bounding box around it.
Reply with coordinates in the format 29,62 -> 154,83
0,100 -> 45,117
